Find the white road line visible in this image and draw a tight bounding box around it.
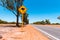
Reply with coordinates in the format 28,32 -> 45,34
34,26 -> 60,40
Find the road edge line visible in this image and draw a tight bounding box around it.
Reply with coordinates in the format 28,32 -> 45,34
33,26 -> 60,40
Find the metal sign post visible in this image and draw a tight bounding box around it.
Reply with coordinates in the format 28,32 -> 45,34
21,14 -> 24,32
18,5 -> 27,31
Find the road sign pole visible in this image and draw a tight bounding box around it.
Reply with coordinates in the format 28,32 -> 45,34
18,5 -> 27,32
21,14 -> 24,32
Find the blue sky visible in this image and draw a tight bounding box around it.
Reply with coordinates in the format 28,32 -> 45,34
0,0 -> 60,23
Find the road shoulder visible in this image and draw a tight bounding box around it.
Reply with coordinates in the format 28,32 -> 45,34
24,25 -> 49,40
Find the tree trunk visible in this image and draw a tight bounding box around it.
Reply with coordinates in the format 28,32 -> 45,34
16,14 -> 19,27
16,7 -> 19,27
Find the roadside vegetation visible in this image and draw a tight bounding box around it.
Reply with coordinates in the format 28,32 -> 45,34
0,19 -> 16,24
33,19 -> 60,25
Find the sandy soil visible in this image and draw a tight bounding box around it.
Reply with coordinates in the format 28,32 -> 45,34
0,24 -> 49,40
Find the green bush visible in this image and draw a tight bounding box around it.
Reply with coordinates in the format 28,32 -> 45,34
0,19 -> 8,24
45,19 -> 51,24
33,19 -> 51,25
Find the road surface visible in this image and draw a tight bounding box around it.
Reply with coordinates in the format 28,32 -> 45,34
32,25 -> 60,40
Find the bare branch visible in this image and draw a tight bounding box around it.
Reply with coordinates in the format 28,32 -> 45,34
10,10 -> 17,16
0,4 -> 17,16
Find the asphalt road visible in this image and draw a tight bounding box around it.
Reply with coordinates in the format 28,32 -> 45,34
32,25 -> 60,40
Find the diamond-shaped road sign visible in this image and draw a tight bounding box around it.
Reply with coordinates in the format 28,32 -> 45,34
18,5 -> 27,14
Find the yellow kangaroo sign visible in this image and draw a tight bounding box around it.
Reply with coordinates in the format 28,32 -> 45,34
18,5 -> 27,14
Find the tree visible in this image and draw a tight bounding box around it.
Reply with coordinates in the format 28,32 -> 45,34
57,16 -> 60,20
33,21 -> 41,24
40,20 -> 45,24
0,19 -> 8,24
33,20 -> 45,25
33,19 -> 51,24
21,13 -> 29,24
8,22 -> 16,24
45,19 -> 50,24
52,23 -> 60,25
0,0 -> 24,27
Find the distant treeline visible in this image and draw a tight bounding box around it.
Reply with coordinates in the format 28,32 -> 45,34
0,19 -> 28,24
33,19 -> 60,25
0,19 -> 18,24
